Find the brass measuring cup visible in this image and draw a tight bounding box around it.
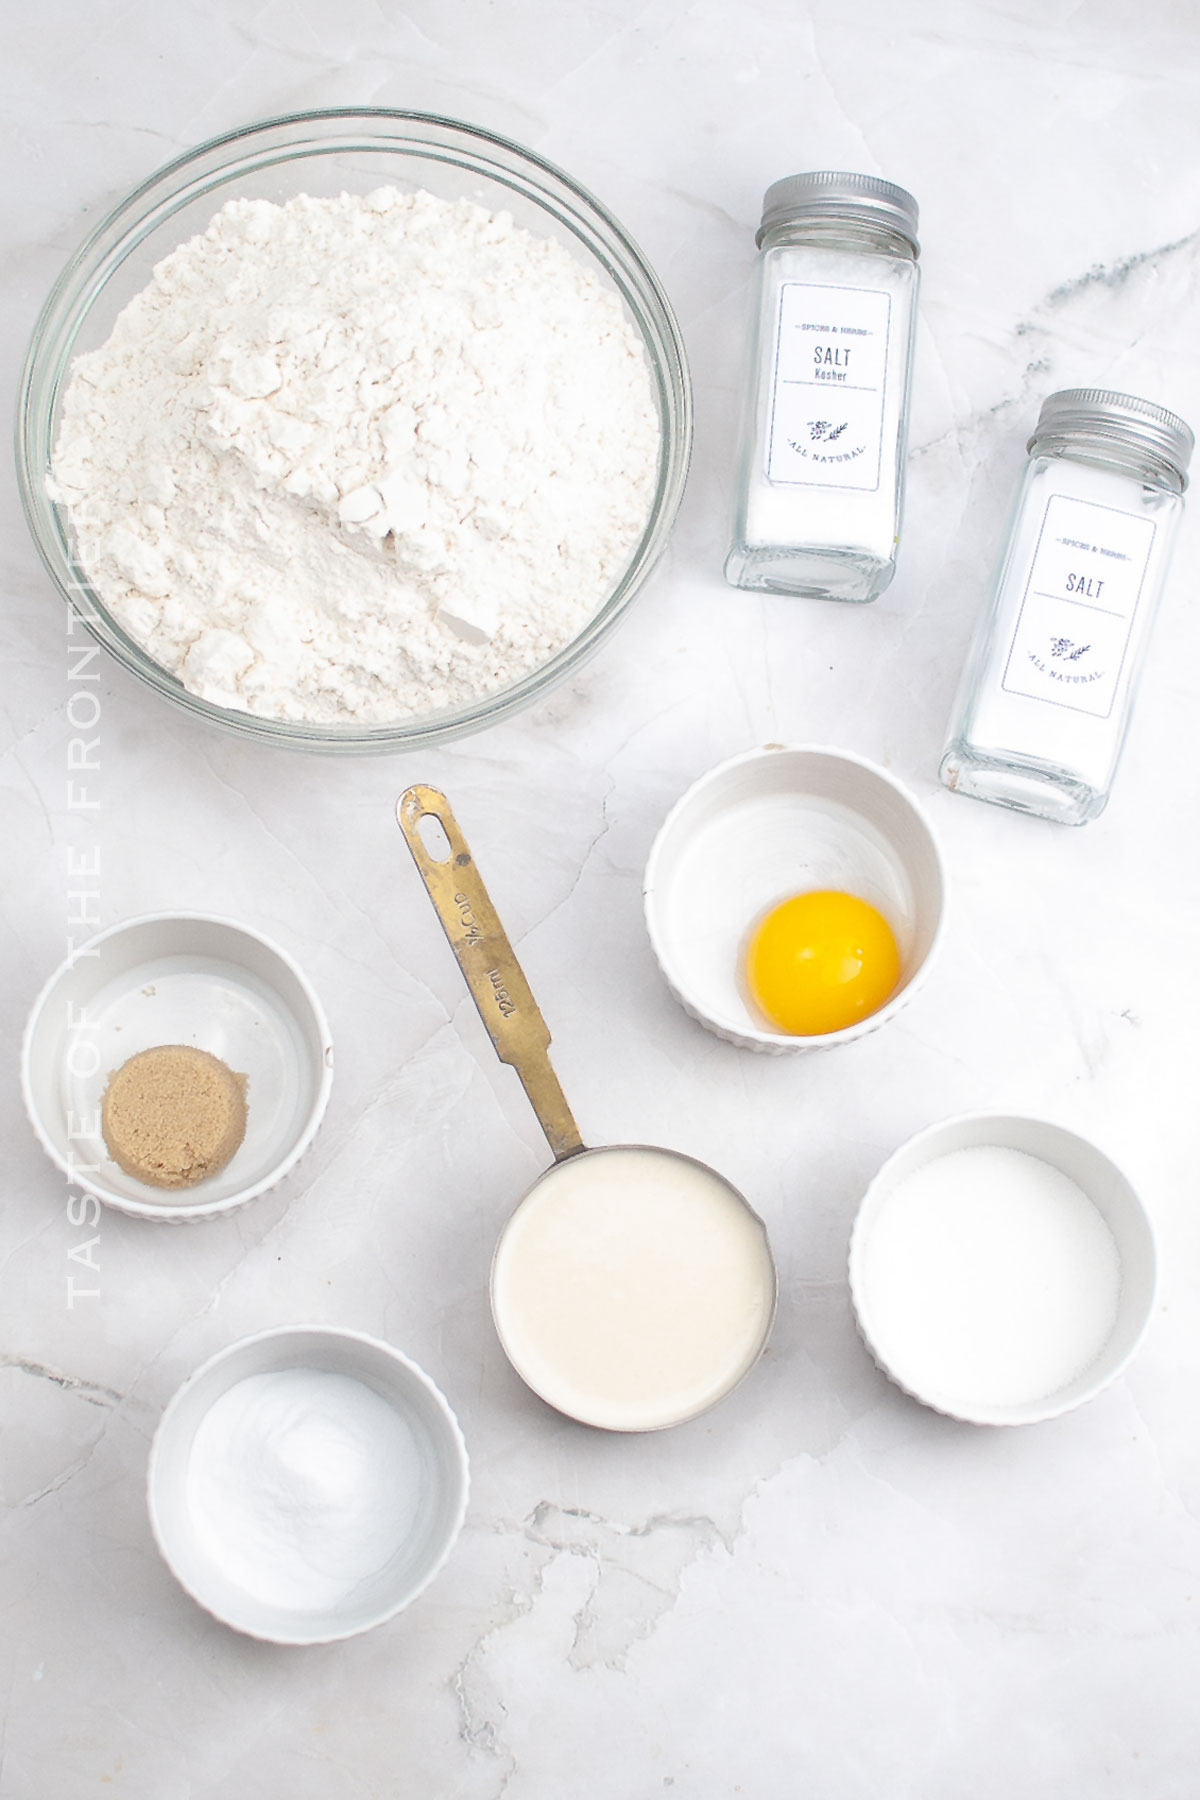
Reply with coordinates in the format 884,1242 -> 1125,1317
397,785 -> 777,1432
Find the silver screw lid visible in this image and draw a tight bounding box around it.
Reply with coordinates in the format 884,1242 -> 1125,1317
757,171 -> 919,254
1029,388 -> 1194,488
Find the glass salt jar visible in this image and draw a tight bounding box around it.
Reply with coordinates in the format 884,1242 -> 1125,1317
940,389 -> 1193,825
724,171 -> 921,603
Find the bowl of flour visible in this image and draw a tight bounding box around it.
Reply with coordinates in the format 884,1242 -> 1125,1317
18,110 -> 691,751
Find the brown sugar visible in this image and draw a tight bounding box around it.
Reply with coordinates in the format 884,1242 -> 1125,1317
101,1045 -> 248,1189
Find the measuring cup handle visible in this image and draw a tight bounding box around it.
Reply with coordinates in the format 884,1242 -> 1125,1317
397,785 -> 585,1163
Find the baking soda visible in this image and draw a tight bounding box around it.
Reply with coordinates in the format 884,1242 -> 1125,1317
186,1368 -> 422,1611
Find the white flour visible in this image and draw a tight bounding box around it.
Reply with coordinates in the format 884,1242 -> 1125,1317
49,189 -> 659,724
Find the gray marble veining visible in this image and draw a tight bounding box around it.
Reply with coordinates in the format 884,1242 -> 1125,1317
3,2 -> 1200,1795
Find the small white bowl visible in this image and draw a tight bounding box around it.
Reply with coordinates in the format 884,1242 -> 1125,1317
21,913 -> 333,1221
148,1326 -> 469,1645
848,1114 -> 1157,1426
643,745 -> 945,1053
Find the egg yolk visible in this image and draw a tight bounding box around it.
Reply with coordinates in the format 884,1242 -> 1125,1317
745,890 -> 901,1036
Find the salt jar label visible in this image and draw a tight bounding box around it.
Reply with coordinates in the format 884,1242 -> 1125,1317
1000,494 -> 1157,719
765,282 -> 891,492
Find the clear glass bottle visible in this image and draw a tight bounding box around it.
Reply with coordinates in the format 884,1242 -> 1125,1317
940,389 -> 1192,825
724,172 -> 921,603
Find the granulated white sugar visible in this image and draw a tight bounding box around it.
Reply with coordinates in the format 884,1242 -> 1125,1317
49,188 -> 659,725
859,1144 -> 1122,1411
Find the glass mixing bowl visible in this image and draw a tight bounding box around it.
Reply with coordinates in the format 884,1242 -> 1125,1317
16,109 -> 692,754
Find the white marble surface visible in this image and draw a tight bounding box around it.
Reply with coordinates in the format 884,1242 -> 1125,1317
5,3 -> 1200,1794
